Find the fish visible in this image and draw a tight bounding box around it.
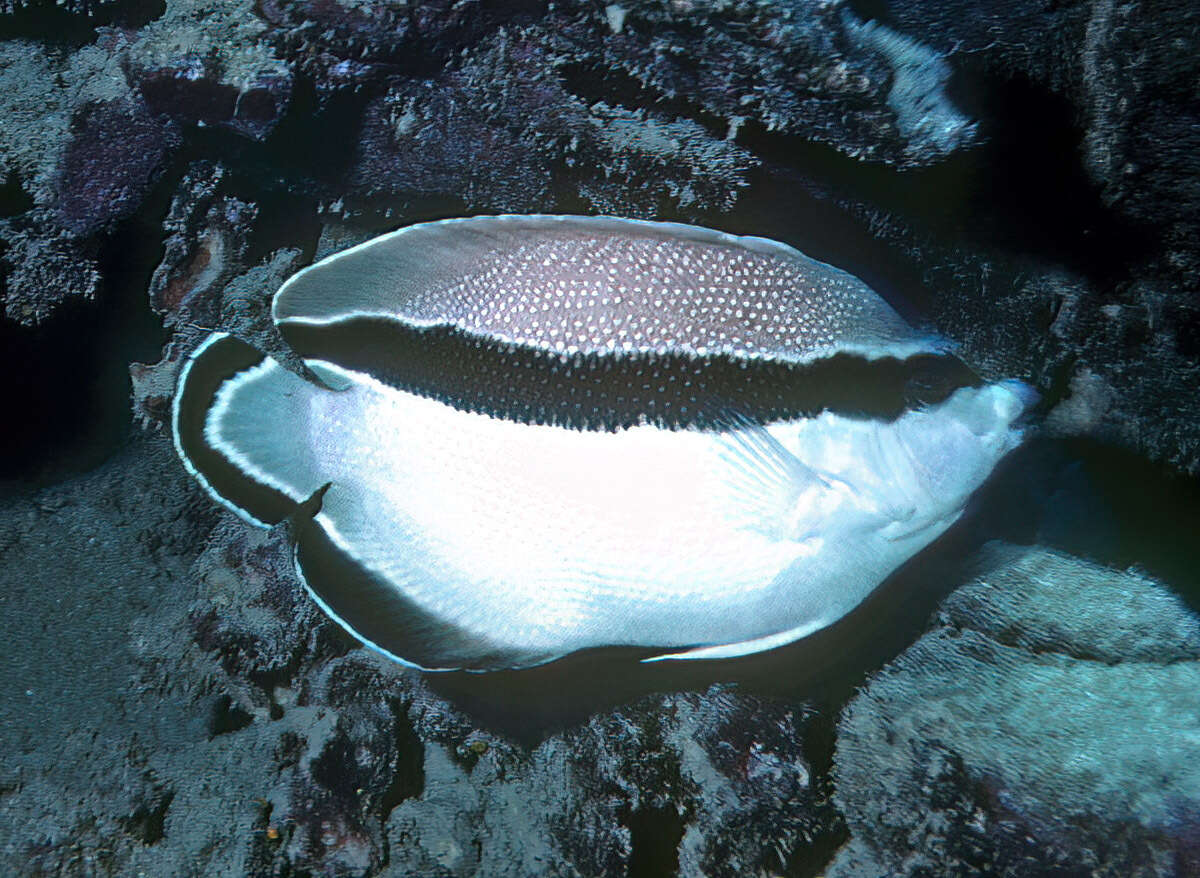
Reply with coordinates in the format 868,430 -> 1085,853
173,214 -> 1033,671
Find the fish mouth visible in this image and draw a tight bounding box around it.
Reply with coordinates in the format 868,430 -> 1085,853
999,379 -> 1042,431
1001,378 -> 1041,410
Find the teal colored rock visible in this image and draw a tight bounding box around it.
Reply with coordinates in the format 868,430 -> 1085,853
832,545 -> 1200,876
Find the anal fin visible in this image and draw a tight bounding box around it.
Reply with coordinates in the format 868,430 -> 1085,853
641,618 -> 830,662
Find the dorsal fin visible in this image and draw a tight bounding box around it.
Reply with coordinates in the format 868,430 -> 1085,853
273,214 -> 945,366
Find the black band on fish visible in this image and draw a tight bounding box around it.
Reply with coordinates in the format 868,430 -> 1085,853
291,515 -> 547,671
281,317 -> 980,431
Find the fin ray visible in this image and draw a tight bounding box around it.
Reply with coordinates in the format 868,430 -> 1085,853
713,414 -> 831,537
641,617 -> 831,662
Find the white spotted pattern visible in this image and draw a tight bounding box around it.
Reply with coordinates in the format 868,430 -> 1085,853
417,235 -> 879,360
273,215 -> 935,367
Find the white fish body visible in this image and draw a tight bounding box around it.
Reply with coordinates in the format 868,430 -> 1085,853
199,346 -> 1028,669
175,214 -> 1033,671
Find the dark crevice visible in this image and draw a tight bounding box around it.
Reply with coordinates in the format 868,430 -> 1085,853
156,73 -> 372,211
0,0 -> 165,45
379,698 -> 425,819
208,693 -> 255,738
1168,303 -> 1200,359
120,787 -> 174,845
308,730 -> 359,803
1042,355 -> 1081,418
155,145 -> 326,274
242,182 -> 322,270
787,710 -> 851,878
0,170 -> 34,217
126,70 -> 372,227
949,71 -> 1152,279
0,165 -> 170,486
844,0 -> 895,26
799,710 -> 838,789
725,76 -> 1150,317
255,74 -> 376,195
962,437 -> 1200,614
377,698 -> 425,867
785,820 -> 851,878
627,803 -> 686,878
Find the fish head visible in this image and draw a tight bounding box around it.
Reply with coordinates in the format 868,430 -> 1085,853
890,379 -> 1037,514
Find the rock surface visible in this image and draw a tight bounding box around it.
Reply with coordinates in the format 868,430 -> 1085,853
1,0 -> 1199,874
832,545 -> 1200,877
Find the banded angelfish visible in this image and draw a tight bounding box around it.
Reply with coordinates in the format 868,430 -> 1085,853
174,215 -> 1033,671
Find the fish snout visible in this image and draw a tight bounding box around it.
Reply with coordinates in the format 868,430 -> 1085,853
992,379 -> 1041,434
998,378 -> 1040,414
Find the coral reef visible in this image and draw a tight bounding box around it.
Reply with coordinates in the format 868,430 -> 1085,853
832,545 -> 1200,876
1,0 -> 1199,873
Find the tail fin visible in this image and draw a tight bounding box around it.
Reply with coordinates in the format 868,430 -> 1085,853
172,333 -> 329,527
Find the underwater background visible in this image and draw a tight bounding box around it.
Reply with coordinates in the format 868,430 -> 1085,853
1,0 -> 1199,875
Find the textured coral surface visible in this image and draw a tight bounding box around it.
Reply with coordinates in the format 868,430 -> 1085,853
1,0 -> 1199,874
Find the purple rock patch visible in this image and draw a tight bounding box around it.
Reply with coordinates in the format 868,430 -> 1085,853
54,97 -> 180,236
